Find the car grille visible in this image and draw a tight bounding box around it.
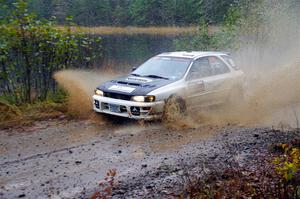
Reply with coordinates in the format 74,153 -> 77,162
104,92 -> 132,101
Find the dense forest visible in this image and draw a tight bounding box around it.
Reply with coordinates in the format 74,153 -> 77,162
2,0 -> 298,27
2,0 -> 240,26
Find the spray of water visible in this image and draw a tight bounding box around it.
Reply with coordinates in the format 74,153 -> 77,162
195,0 -> 300,128
53,69 -> 118,120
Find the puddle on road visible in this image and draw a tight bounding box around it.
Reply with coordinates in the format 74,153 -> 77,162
113,122 -> 218,153
113,122 -> 161,136
66,122 -> 102,143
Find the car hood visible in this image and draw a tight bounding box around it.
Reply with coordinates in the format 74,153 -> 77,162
97,75 -> 176,96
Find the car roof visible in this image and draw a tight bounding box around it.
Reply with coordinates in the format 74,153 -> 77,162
157,51 -> 229,59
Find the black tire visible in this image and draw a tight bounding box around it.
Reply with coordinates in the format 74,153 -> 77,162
162,95 -> 187,123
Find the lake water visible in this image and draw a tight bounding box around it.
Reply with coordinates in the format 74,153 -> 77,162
98,34 -> 182,71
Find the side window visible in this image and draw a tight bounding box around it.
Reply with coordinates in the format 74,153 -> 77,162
208,56 -> 230,75
187,57 -> 212,80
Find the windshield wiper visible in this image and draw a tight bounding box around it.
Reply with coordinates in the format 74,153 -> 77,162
131,73 -> 141,77
143,75 -> 169,80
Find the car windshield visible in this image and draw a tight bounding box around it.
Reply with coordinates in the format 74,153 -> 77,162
132,56 -> 192,80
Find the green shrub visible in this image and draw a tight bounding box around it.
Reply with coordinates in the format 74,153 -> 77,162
273,142 -> 300,198
0,0 -> 101,104
273,144 -> 300,181
174,5 -> 242,51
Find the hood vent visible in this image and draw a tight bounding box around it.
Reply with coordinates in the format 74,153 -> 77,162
116,81 -> 156,88
126,77 -> 152,83
117,81 -> 140,87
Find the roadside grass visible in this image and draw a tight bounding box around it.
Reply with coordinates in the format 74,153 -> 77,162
0,101 -> 69,129
0,94 -> 70,129
55,26 -> 218,35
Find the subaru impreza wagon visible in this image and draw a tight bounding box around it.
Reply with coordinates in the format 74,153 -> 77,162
93,51 -> 244,121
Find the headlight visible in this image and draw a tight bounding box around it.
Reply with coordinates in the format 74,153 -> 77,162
94,89 -> 104,96
131,95 -> 155,102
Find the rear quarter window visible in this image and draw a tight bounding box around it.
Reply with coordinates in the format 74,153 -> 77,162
221,55 -> 239,70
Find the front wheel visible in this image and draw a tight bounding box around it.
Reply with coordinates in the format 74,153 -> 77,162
162,95 -> 187,123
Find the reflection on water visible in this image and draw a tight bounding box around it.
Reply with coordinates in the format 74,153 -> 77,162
99,34 -> 181,70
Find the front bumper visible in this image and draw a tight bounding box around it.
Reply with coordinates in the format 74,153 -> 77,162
92,95 -> 164,120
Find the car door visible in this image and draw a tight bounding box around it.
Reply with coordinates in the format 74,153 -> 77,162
206,56 -> 234,103
185,57 -> 215,107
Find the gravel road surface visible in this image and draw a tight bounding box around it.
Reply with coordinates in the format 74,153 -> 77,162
0,119 -> 299,198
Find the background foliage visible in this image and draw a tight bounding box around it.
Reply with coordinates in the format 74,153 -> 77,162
2,0 -> 239,26
175,0 -> 300,52
0,0 -> 101,104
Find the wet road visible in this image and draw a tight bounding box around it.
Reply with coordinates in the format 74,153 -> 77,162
0,119 -> 299,198
0,119 -> 214,198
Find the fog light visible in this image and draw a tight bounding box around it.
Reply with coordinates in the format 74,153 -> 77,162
94,100 -> 100,109
130,106 -> 140,115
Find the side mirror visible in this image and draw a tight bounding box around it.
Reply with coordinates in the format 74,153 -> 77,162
132,67 -> 137,72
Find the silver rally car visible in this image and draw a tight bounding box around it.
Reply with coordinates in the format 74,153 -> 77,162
93,51 -> 244,120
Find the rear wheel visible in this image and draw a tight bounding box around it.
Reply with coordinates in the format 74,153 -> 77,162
162,95 -> 187,123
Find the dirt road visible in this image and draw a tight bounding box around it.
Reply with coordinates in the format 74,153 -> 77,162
0,119 -> 299,199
